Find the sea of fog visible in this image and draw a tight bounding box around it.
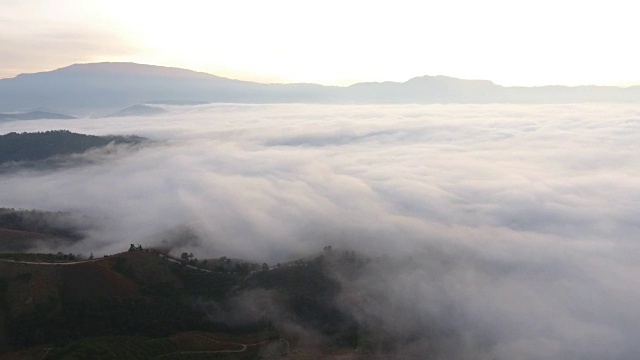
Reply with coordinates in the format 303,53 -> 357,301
1,103 -> 640,359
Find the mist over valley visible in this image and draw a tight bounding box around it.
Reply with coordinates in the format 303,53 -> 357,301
3,0 -> 639,356
1,102 -> 639,359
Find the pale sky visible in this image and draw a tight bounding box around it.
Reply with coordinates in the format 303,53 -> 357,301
1,0 -> 638,86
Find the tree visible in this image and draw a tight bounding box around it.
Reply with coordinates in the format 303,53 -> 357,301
129,244 -> 136,252
262,263 -> 269,271
235,262 -> 249,275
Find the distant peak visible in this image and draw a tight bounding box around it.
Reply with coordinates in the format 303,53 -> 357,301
57,62 -> 225,80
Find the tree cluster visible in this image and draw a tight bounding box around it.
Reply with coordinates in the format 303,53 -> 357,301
128,244 -> 144,252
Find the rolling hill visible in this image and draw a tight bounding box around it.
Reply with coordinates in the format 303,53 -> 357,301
0,248 -> 429,358
0,249 -> 352,357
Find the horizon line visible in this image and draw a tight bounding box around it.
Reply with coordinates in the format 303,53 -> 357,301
2,61 -> 640,89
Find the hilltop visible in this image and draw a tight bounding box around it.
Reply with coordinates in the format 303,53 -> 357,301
0,247 -> 444,359
0,248 -> 350,358
106,104 -> 167,117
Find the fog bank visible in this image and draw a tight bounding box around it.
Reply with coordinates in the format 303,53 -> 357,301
1,103 -> 639,358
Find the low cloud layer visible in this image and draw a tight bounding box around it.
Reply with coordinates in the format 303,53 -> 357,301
1,103 -> 639,358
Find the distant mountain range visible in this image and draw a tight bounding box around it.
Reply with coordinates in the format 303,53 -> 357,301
1,62 -> 640,115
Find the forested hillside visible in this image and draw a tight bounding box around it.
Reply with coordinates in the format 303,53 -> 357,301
0,249 -> 421,358
0,130 -> 145,163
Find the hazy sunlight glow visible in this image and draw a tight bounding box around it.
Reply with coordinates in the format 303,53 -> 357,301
1,0 -> 639,85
